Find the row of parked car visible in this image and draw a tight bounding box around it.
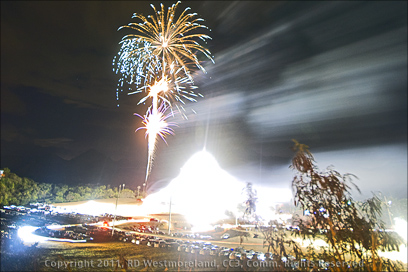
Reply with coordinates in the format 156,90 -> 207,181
116,231 -> 321,270
116,231 -> 272,262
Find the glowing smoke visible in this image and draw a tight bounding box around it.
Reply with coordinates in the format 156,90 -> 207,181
143,150 -> 292,229
53,151 -> 292,230
143,150 -> 244,229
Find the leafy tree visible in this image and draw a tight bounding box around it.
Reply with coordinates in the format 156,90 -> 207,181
0,169 -> 139,205
65,191 -> 81,202
262,140 -> 405,271
37,183 -> 52,202
120,188 -> 136,198
105,187 -> 115,198
53,184 -> 69,203
0,169 -> 39,205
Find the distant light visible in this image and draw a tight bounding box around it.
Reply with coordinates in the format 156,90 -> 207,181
394,217 -> 407,242
18,226 -> 47,243
46,224 -> 63,229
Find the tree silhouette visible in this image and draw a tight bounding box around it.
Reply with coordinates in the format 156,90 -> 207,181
262,140 -> 405,271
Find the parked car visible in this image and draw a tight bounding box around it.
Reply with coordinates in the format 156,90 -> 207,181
245,253 -> 253,260
185,245 -> 193,253
165,241 -> 178,249
219,249 -> 231,257
229,252 -> 241,260
178,244 -> 187,252
199,247 -> 210,255
255,252 -> 265,261
190,246 -> 200,254
210,247 -> 219,256
221,233 -> 230,239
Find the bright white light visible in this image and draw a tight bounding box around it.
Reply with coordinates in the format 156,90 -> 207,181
378,218 -> 407,264
46,224 -> 63,230
149,79 -> 168,97
51,151 -> 292,230
143,150 -> 246,229
17,226 -> 47,244
143,150 -> 292,229
256,186 -> 292,222
294,237 -> 329,249
394,217 -> 407,242
74,201 -> 115,215
378,244 -> 407,264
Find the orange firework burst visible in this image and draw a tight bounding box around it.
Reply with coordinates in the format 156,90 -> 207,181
117,1 -> 213,113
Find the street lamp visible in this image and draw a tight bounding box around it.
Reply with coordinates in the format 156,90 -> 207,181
168,195 -> 172,235
112,183 -> 125,236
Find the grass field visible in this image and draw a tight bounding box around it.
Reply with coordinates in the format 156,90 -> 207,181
2,240 -> 245,272
38,242 -> 185,271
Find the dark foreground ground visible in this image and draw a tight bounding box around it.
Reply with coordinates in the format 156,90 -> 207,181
1,239 -> 279,272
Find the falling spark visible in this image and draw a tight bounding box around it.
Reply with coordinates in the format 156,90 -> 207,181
112,38 -> 160,107
135,103 -> 176,180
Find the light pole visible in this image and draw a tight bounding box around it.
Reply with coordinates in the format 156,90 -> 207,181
379,192 -> 394,227
384,196 -> 393,227
111,183 -> 125,236
168,196 -> 172,235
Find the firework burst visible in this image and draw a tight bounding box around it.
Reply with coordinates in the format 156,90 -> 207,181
113,1 -> 213,113
113,1 -> 213,185
121,1 -> 213,73
135,103 -> 176,181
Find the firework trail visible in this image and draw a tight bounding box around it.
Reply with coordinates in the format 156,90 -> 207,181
135,102 -> 176,181
113,1 -> 213,184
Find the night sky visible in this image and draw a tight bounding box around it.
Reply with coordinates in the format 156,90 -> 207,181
1,1 -> 407,199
